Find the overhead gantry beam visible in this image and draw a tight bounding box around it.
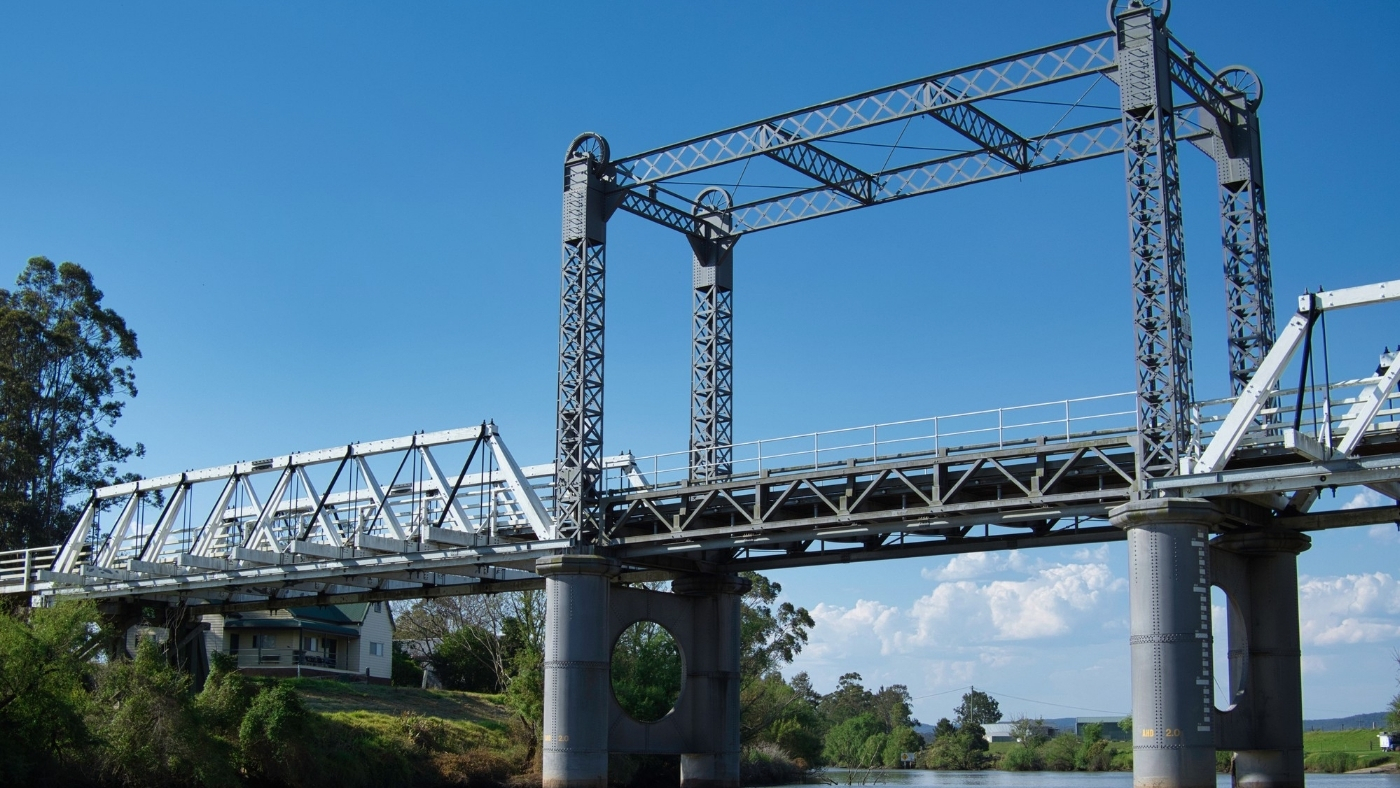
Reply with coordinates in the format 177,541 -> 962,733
609,31 -> 1117,187
927,99 -> 1033,170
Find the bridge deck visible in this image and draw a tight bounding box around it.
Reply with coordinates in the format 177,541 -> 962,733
2,381 -> 1397,609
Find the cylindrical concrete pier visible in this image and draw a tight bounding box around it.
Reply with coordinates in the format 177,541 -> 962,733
1112,498 -> 1222,788
538,555 -> 617,788
1214,529 -> 1310,788
672,574 -> 749,788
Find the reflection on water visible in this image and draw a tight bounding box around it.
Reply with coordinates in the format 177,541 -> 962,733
753,770 -> 1400,788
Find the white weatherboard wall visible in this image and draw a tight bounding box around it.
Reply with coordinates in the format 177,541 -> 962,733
357,602 -> 393,679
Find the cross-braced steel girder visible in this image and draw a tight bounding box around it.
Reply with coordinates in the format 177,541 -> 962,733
555,3 -> 1279,541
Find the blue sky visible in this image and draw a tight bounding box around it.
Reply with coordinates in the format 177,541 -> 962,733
1,1 -> 1397,722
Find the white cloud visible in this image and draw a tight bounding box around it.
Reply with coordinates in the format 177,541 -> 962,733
1301,655 -> 1327,675
809,557 -> 1127,662
1343,488 -> 1389,510
921,550 -> 1032,581
1368,523 -> 1400,545
1299,572 -> 1400,646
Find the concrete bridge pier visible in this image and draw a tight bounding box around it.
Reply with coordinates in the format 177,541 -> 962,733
1211,529 -> 1310,788
538,555 -> 616,788
671,574 -> 746,788
1113,499 -> 1221,788
538,554 -> 748,788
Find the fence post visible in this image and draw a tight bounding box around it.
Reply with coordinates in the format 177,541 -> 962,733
22,549 -> 33,594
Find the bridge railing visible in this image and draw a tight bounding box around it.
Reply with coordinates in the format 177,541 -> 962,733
605,392 -> 1138,490
0,545 -> 59,592
1188,375 -> 1400,459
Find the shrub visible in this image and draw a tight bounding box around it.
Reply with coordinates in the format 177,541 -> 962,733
1001,744 -> 1041,771
195,651 -> 255,730
741,743 -> 808,786
391,643 -> 424,688
90,639 -> 227,787
1041,733 -> 1081,771
239,682 -> 309,781
0,600 -> 97,785
1306,751 -> 1358,773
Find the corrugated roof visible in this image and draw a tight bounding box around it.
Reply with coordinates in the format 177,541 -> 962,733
287,603 -> 368,624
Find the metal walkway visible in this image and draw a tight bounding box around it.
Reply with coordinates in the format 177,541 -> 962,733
3,280 -> 1398,610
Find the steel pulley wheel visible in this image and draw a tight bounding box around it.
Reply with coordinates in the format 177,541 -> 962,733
1107,0 -> 1170,27
566,132 -> 610,164
1213,66 -> 1263,111
694,186 -> 732,216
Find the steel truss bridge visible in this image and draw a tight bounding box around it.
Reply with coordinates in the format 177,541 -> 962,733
2,279 -> 1398,608
4,5 -> 1399,784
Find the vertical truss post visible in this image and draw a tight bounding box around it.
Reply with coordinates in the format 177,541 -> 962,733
555,134 -> 611,540
688,188 -> 736,482
1210,74 -> 1275,394
1116,5 -> 1195,483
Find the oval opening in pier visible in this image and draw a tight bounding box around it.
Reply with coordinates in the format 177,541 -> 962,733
611,620 -> 683,723
1212,585 -> 1247,712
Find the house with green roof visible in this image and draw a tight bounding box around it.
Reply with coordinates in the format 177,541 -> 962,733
203,601 -> 394,682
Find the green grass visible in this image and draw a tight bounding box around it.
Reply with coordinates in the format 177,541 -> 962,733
284,678 -> 511,729
1299,730 -> 1396,774
1303,729 -> 1388,755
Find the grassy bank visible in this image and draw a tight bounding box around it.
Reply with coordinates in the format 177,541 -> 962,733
273,678 -> 534,787
1300,729 -> 1396,773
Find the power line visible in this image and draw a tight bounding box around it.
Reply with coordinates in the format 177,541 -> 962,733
910,684 -> 1127,717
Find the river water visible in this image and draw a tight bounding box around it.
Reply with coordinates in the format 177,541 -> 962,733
762,771 -> 1400,787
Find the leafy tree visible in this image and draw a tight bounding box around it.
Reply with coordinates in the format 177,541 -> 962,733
504,644 -> 544,743
769,714 -> 824,767
740,572 -> 813,680
1040,732 -> 1082,771
880,725 -> 924,768
1076,723 -> 1112,771
90,638 -> 226,787
0,257 -> 142,550
953,686 -> 1001,726
611,621 -> 682,723
931,717 -> 957,741
1010,715 -> 1049,747
432,624 -> 502,692
820,672 -> 874,728
0,599 -> 99,783
738,573 -> 814,746
920,720 -> 989,770
821,713 -> 885,767
747,671 -> 825,765
391,641 -> 424,687
1119,714 -> 1134,737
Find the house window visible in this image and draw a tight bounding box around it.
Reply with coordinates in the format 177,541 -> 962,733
373,602 -> 382,613
302,636 -> 319,652
251,634 -> 277,649
229,633 -> 240,653
370,641 -> 384,657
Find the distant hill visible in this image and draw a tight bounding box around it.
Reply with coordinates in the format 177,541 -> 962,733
914,716 -> 1089,741
1304,713 -> 1390,732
